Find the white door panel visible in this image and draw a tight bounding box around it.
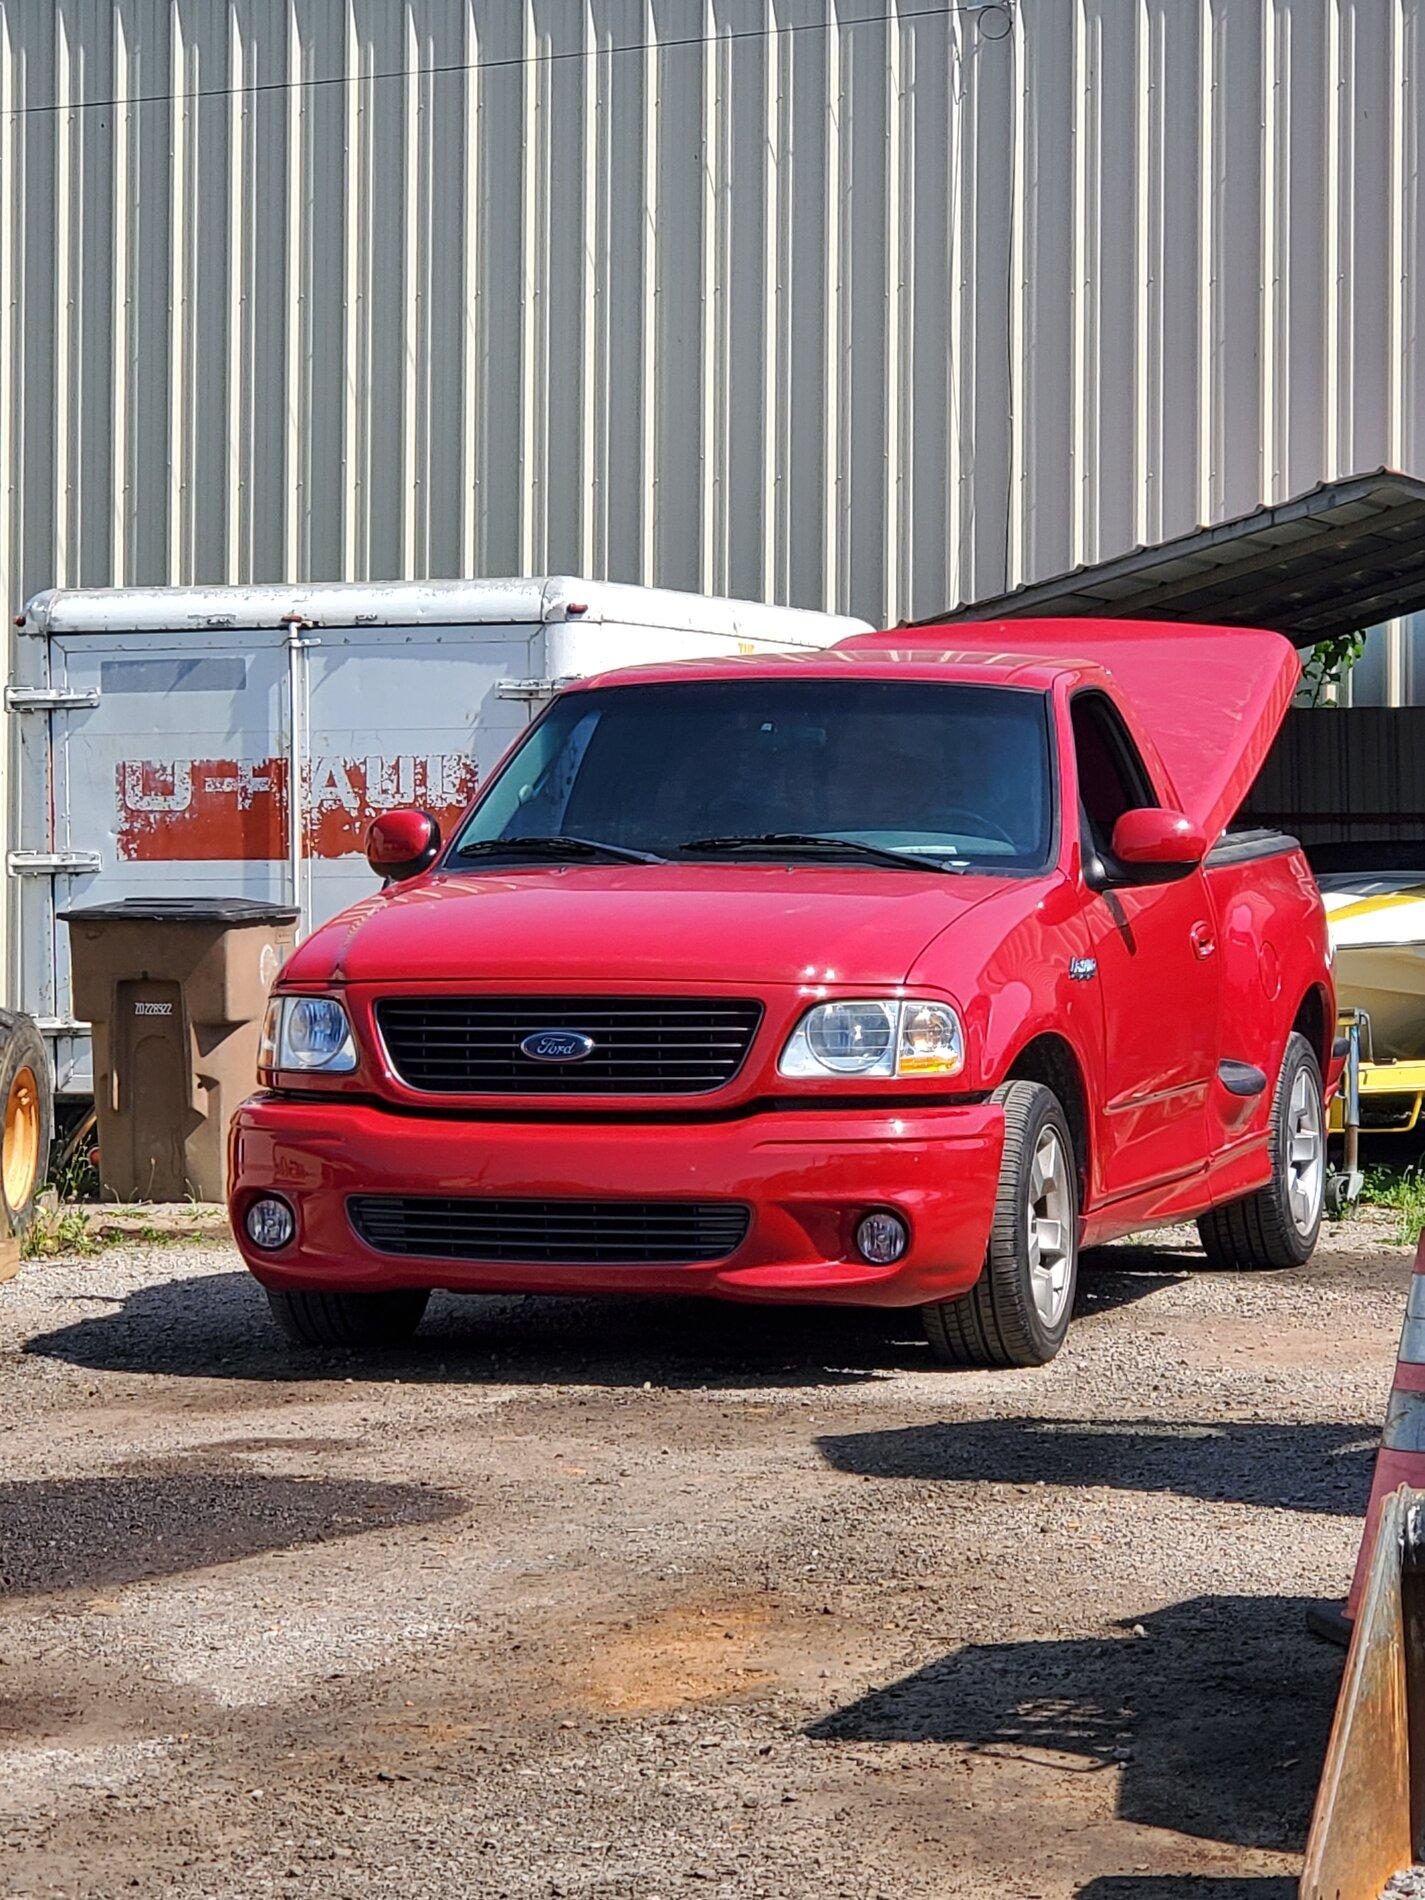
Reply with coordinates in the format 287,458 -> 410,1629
45,623 -> 535,1091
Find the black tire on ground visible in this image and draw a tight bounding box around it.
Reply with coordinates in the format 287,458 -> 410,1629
922,1079 -> 1079,1368
1196,1031 -> 1325,1270
0,1009 -> 53,1240
265,1285 -> 430,1349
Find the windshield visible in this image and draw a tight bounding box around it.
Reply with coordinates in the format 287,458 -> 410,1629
452,678 -> 1055,872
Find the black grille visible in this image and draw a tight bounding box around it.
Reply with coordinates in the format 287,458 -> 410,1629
349,1195 -> 751,1265
374,996 -> 763,1095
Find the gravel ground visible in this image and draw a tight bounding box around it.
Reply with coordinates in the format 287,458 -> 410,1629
0,1213 -> 1414,1899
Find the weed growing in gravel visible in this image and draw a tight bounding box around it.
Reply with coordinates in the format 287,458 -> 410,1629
19,1200 -> 228,1261
45,1123 -> 102,1204
1362,1164 -> 1425,1245
21,1204 -> 98,1260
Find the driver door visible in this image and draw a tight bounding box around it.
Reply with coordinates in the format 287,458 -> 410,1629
1072,692 -> 1220,1203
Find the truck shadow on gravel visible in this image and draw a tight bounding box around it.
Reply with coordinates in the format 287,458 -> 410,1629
0,1464 -> 461,1597
22,1264 -> 1185,1389
816,1416 -> 1375,1515
809,1594 -> 1337,1862
1078,1879 -> 1295,1898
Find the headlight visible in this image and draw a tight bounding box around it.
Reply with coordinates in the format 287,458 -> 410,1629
779,999 -> 964,1079
260,994 -> 359,1075
806,1000 -> 896,1073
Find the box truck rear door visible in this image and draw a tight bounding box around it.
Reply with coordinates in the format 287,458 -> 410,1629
48,631 -> 290,1093
299,623 -> 532,929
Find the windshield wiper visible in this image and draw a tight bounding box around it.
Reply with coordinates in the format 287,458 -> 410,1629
678,832 -> 960,873
453,834 -> 668,865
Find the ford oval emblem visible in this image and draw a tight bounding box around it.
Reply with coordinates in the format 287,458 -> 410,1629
520,1030 -> 596,1063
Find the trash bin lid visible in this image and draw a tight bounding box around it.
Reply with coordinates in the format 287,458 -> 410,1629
60,897 -> 301,925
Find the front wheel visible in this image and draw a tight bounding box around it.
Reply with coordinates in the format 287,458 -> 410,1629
923,1080 -> 1079,1368
0,1010 -> 52,1242
265,1285 -> 430,1349
1196,1031 -> 1324,1270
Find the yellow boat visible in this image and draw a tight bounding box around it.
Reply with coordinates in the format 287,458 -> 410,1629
1320,876 -> 1425,1063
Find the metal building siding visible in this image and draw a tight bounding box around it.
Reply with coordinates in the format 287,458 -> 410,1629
4,0 -> 1425,635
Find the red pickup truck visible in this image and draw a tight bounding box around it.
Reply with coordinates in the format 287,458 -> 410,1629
230,618 -> 1335,1368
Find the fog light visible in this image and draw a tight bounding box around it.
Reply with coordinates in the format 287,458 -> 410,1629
245,1196 -> 294,1251
855,1210 -> 908,1265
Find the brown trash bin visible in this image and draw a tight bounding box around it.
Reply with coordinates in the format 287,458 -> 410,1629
63,898 -> 299,1202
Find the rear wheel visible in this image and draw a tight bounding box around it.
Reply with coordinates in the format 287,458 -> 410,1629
1196,1031 -> 1324,1269
265,1285 -> 430,1349
0,1011 -> 52,1242
923,1080 -> 1079,1368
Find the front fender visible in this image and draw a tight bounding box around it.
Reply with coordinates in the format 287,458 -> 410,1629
910,883 -> 1107,1108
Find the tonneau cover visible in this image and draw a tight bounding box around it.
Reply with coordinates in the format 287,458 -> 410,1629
839,618 -> 1300,844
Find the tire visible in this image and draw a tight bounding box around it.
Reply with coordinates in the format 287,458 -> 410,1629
923,1080 -> 1079,1368
265,1285 -> 430,1349
1196,1031 -> 1324,1270
0,1010 -> 52,1241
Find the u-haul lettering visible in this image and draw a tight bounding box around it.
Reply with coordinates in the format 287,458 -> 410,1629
115,754 -> 480,862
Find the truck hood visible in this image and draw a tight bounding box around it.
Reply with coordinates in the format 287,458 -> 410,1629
843,617 -> 1300,842
1050,620 -> 1298,840
284,864 -> 1007,990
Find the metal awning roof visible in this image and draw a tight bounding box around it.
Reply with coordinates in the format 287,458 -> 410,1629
922,471 -> 1425,645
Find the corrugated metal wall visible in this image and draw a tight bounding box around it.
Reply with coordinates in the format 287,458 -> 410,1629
5,0 -> 1425,640
1346,613 -> 1425,706
1248,707 -> 1425,847
11,0 -> 1425,1012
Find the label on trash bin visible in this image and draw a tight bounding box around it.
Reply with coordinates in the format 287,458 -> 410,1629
133,1001 -> 175,1017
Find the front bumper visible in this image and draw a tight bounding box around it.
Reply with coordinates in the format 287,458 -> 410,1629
228,1095 -> 1004,1308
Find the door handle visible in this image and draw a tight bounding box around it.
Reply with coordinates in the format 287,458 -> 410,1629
1190,922 -> 1216,959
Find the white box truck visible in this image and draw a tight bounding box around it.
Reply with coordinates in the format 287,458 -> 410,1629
10,576 -> 870,1095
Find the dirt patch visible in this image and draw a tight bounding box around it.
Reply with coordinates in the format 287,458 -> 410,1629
576,1601 -> 782,1713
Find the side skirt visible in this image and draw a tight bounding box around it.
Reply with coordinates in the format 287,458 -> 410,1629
1080,1133 -> 1271,1247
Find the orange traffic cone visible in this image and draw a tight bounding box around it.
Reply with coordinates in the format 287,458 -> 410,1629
1344,1230 -> 1425,1622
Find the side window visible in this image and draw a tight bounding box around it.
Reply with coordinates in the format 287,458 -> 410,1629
1070,693 -> 1156,858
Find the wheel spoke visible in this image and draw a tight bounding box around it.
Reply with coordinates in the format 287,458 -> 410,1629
1025,1125 -> 1075,1329
1282,1064 -> 1323,1238
1034,1218 -> 1065,1261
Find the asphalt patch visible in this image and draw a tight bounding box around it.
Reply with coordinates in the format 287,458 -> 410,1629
0,1464 -> 461,1597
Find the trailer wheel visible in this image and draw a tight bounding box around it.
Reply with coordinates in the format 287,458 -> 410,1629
922,1080 -> 1079,1368
265,1285 -> 430,1349
0,1011 -> 52,1240
1197,1032 -> 1324,1269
